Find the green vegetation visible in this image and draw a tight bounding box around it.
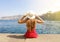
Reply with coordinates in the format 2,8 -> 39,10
41,11 -> 60,21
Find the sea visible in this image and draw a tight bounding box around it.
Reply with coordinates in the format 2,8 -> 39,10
0,20 -> 60,34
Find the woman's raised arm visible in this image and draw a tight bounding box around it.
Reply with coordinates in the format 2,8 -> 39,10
35,16 -> 44,23
18,15 -> 27,24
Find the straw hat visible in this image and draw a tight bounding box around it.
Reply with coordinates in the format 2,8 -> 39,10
24,11 -> 36,19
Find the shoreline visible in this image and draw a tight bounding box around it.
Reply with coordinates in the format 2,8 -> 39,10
0,34 -> 60,42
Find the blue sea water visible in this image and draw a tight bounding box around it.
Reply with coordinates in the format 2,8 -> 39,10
0,20 -> 60,34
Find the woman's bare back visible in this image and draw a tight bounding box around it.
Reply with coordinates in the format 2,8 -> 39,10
26,19 -> 36,31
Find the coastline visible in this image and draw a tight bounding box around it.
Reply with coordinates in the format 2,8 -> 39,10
0,34 -> 60,42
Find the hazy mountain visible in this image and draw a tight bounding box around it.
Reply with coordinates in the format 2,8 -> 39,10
0,11 -> 60,21
0,15 -> 22,20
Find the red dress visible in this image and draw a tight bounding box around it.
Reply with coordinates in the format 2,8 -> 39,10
24,27 -> 38,38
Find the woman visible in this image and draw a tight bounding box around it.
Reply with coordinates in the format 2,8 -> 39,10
18,12 -> 44,38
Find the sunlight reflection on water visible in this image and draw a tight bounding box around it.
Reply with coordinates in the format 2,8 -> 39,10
0,20 -> 60,34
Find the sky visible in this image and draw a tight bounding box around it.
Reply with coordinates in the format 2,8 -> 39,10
0,0 -> 60,17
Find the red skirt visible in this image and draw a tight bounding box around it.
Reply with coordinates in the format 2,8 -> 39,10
24,29 -> 38,38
